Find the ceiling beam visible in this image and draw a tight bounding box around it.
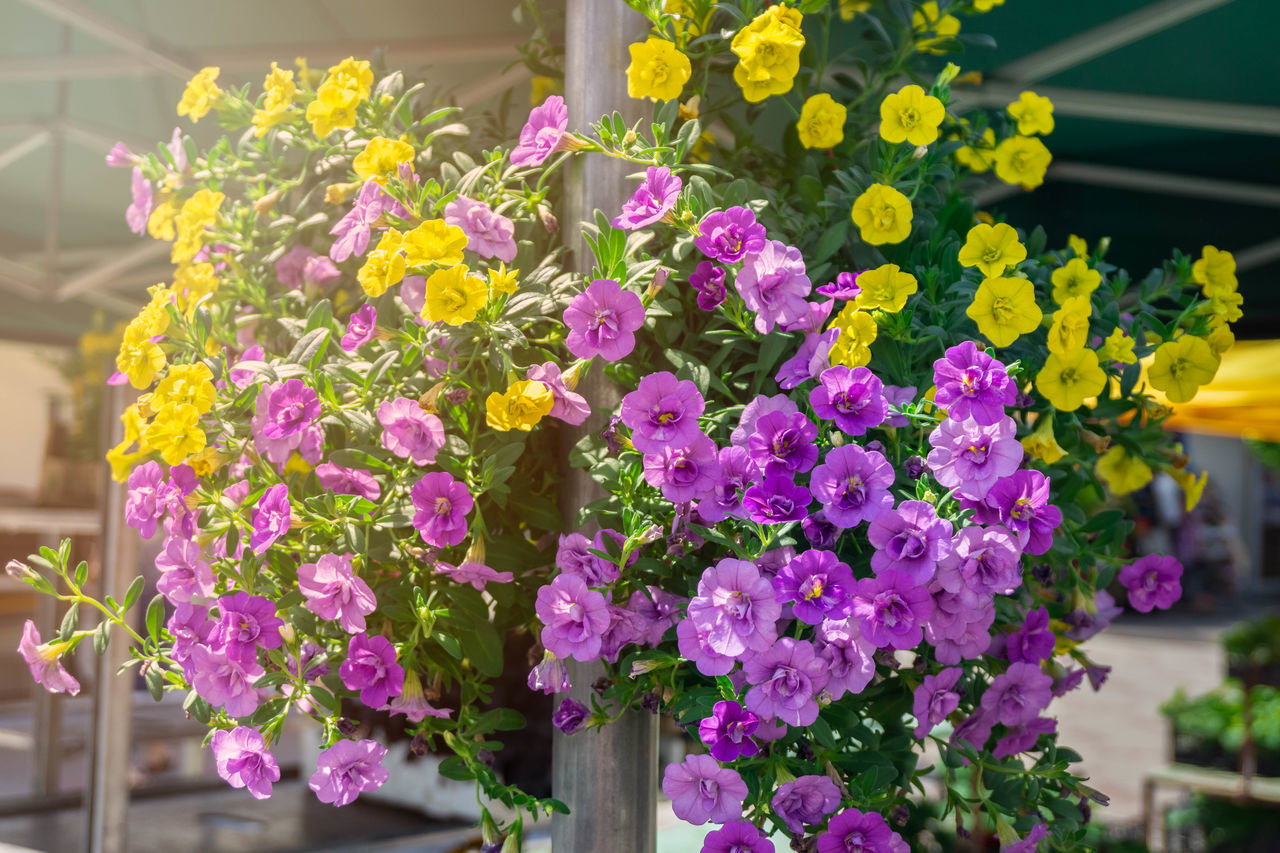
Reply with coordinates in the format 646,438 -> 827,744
1234,237 -> 1280,273
56,241 -> 170,300
994,0 -> 1235,83
0,131 -> 51,173
15,0 -> 197,80
60,117 -> 154,157
957,83 -> 1280,137
0,257 -> 48,298
972,161 -> 1280,208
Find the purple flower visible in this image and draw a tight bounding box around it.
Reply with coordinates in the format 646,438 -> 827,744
341,304 -> 377,351
275,245 -> 317,288
690,262 -> 727,310
433,560 -> 514,591
626,586 -> 685,646
776,329 -> 838,390
735,240 -> 812,334
912,667 -> 963,739
697,446 -> 759,523
210,727 -> 280,800
661,754 -> 747,826
125,461 -> 169,539
771,775 -> 841,836
536,574 -> 611,661
1006,608 -> 1054,663
699,700 -> 760,762
1003,823 -> 1049,853
936,525 -> 1023,598
154,535 -> 215,604
622,371 -> 706,453
932,341 -> 1017,426
409,472 -> 472,547
743,637 -> 829,726
993,716 -> 1056,759
687,558 -> 780,658
803,512 -> 840,549
329,181 -> 408,262
556,532 -> 609,585
315,462 -> 381,502
309,739 -> 389,807
741,475 -> 811,525
302,254 -> 340,291
981,662 -> 1053,727
816,618 -> 877,699
851,571 -> 935,650
973,470 -> 1062,555
18,621 -> 80,695
261,378 -> 321,441
1066,589 -> 1122,642
167,603 -> 212,664
528,652 -> 571,695
105,141 -> 136,167
926,416 -> 1023,501
188,644 -> 264,717
126,167 -> 153,235
510,95 -> 568,168
552,697 -> 589,734
340,633 -> 405,708
377,397 -> 445,465
702,820 -> 775,853
867,501 -> 953,584
299,553 -> 378,633
527,362 -> 590,425
1119,554 -> 1183,612
731,395 -> 799,448
250,483 -> 291,554
951,709 -> 994,752
676,616 -> 736,676
816,270 -> 862,300
774,550 -> 854,625
746,409 -> 819,477
780,299 -> 835,334
212,592 -> 284,664
810,445 -> 895,529
695,207 -> 767,264
563,278 -> 645,362
810,366 -> 887,437
882,385 -> 916,427
444,196 -> 517,262
818,808 -> 904,853
926,591 -> 996,665
643,434 -> 722,503
613,166 -> 681,230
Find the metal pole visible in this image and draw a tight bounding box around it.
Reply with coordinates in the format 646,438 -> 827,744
553,3 -> 657,851
31,536 -> 62,797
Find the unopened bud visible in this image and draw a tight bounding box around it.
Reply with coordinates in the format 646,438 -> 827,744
912,145 -> 928,160
336,718 -> 359,736
1077,428 -> 1111,454
464,537 -> 486,565
647,268 -> 670,300
419,380 -> 447,413
6,560 -> 32,581
622,130 -> 637,147
561,361 -> 584,391
325,181 -> 361,205
375,71 -> 404,100
254,189 -> 281,216
678,95 -> 700,121
537,204 -> 558,234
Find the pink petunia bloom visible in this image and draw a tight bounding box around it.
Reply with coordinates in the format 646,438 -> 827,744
526,362 -> 590,425
434,560 -> 515,591
299,553 -> 378,633
661,754 -> 747,826
612,166 -> 681,231
210,727 -> 281,800
735,240 -> 812,334
341,304 -> 377,351
249,483 -> 291,554
562,278 -> 645,362
510,95 -> 568,168
18,620 -> 80,695
444,196 -> 517,262
535,573 -> 610,661
1118,554 -> 1183,612
377,397 -> 445,465
409,472 -> 472,547
315,462 -> 381,502
309,739 -> 388,807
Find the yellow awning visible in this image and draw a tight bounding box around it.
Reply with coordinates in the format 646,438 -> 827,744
1156,340 -> 1280,441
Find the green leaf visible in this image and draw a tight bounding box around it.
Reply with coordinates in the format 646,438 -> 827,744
58,605 -> 78,641
73,560 -> 89,588
145,594 -> 166,641
813,219 -> 850,264
144,664 -> 164,702
93,620 -> 110,656
122,576 -> 145,612
287,328 -> 330,365
438,756 -> 475,781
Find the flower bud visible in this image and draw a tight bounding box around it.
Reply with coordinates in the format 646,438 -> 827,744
537,204 -> 558,234
912,145 -> 928,160
6,560 -> 32,581
324,181 -> 362,205
253,189 -> 281,216
1077,428 -> 1110,454
374,71 -> 404,100
678,95 -> 700,121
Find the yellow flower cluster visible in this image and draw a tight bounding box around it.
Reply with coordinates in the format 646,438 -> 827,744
626,38 -> 692,102
171,188 -> 226,265
827,304 -> 878,368
730,5 -> 805,103
486,380 -> 554,432
177,67 -> 222,122
1191,244 -> 1241,356
252,62 -> 297,137
912,3 -> 960,55
307,57 -> 373,137
353,136 -> 416,185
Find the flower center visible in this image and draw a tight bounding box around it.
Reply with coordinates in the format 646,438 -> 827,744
801,576 -> 826,602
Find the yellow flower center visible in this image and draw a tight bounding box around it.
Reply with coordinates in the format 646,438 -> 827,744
982,246 -> 1003,264
899,107 -> 920,128
991,295 -> 1016,323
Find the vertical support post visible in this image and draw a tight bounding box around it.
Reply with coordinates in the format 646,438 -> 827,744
553,3 -> 657,852
31,533 -> 63,797
85,384 -> 135,853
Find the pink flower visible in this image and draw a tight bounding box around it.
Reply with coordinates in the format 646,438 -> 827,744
444,196 -> 516,262
510,95 -> 568,168
17,620 -> 80,695
377,397 -> 445,465
126,167 -> 153,235
409,472 -> 472,547
526,362 -> 590,425
535,574 -> 610,661
309,739 -> 388,807
315,462 -> 381,502
299,553 -> 378,633
341,304 -> 377,351
210,727 -> 280,800
1118,554 -> 1182,612
434,561 -> 515,591
734,240 -> 812,334
612,166 -> 681,230
563,278 -> 645,361
661,754 -> 747,825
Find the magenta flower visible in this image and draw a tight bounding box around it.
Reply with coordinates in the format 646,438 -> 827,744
1006,607 -> 1054,663
250,483 -> 291,554
774,549 -> 854,625
817,808 -> 905,853
125,460 -> 169,539
776,330 -> 838,390
552,697 -> 589,734
735,240 -> 812,333
299,553 -> 378,633
702,820 -> 774,853
18,620 -> 80,695
434,560 -> 514,591
621,371 -> 706,453
780,299 -> 835,334
690,262 -> 727,310
188,644 -> 264,717
210,727 -> 281,800
386,684 -> 452,723
816,270 -> 862,300
212,592 -> 284,664
972,470 -> 1062,555
377,397 -> 445,465
676,616 -> 736,676
994,716 -> 1056,759
687,558 -> 781,657
809,365 -> 887,437
302,254 -> 340,291
309,739 -> 389,807
1002,823 -> 1049,853
932,341 -> 1017,426
817,620 -> 877,699
926,416 -> 1023,500
698,700 -> 760,762
315,462 -> 381,502
695,207 -> 767,264
341,304 -> 377,351
167,603 -> 212,664
810,444 -> 895,529
697,446 -> 759,523
340,633 -> 405,708
1119,554 -> 1183,612
980,662 -> 1054,726
613,166 -> 681,230
154,535 -> 215,604
105,141 -> 136,167
912,667 -> 963,738
526,362 -> 590,425
771,775 -> 841,835
126,167 -> 153,235
851,570 -> 935,650
731,394 -> 799,448
329,181 -> 408,262
643,433 -> 722,503
555,532 -> 603,583
510,95 -> 568,168
261,378 -> 321,440
951,709 -> 994,752
275,245 -> 317,288
528,651 -> 571,695
741,474 -> 811,525
444,195 -> 517,262
882,384 -> 917,427
535,574 -> 611,661
409,472 -> 472,547
743,637 -> 829,726
661,754 -> 747,826
563,278 -> 645,361
936,525 -> 1023,598
867,500 -> 953,584
746,409 -> 819,477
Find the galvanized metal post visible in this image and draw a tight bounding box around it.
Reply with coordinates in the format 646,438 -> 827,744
553,3 -> 657,851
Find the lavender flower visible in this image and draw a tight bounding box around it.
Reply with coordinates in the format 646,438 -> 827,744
867,500 -> 953,584
926,416 -> 1023,500
535,574 -> 611,661
993,716 -> 1056,759
932,341 -> 1017,426
125,461 -> 169,539
1119,554 -> 1183,612
510,95 -> 568,168
1002,823 -> 1049,853
613,166 -> 681,230
694,207 -> 766,264
730,395 -> 799,448
698,700 -> 760,762
409,472 -> 473,547
701,820 -> 774,853
188,644 -> 264,717
126,168 -> 153,235
528,652 -> 571,695
315,462 -> 381,502
697,446 -> 759,523
210,727 -> 281,800
261,379 -> 320,441
775,329 -> 838,390
912,667 -> 962,738
810,445 -> 895,528
377,397 -> 445,465
741,475 -> 811,524
341,304 -> 377,351
816,618 -> 877,699
1006,607 -> 1054,664
742,637 -> 829,726
818,808 -> 905,853
309,739 -> 389,807
676,616 -> 736,676
686,558 -> 780,658
980,662 -> 1053,727
154,535 -> 215,604
329,181 -> 408,262
339,633 -> 405,708
250,483 -> 291,554
526,362 -> 590,426
809,365 -> 887,436
563,278 -> 646,362
774,550 -> 854,625
552,697 -> 589,734
935,525 -> 1023,598
211,592 -> 284,664
802,512 -> 840,549
18,621 -> 80,695
779,298 -> 835,334
771,775 -> 841,835
850,571 -> 935,650
816,270 -> 862,300
299,553 -> 378,633
690,262 -> 727,310
621,371 -> 706,453
925,587 -> 996,665
444,196 -> 516,262
644,434 -> 723,502
734,240 -> 812,334
973,470 -> 1062,556
746,409 -> 818,477
661,754 -> 747,825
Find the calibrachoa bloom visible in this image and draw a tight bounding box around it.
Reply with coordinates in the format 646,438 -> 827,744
698,700 -> 760,762
299,553 -> 378,633
341,304 -> 376,351
643,433 -> 721,502
340,633 -> 404,708
981,662 -> 1054,727
377,397 -> 445,464
967,276 -> 1043,347
18,621 -> 79,695
913,667 -> 963,738
563,278 -> 645,361
210,727 -> 280,800
810,444 -> 894,528
188,644 -> 264,717
851,183 -> 912,245
510,95 -> 567,168
1119,554 -> 1183,612
552,697 -> 589,734
702,820 -> 775,853
526,362 -> 590,425
735,240 -> 812,333
743,637 -> 829,726
926,416 -> 1024,500
613,166 -> 681,230
212,592 -> 284,663
809,365 -> 886,436
250,484 -> 291,554
697,446 -> 758,523
687,558 -> 780,658
661,754 -> 747,825
309,739 -> 388,807
741,474 -> 811,524
690,261 -> 728,310
746,409 -> 818,476
798,92 -> 847,149
772,775 -> 841,835
125,460 -> 168,539
409,472 -> 472,547
818,808 -> 907,853
867,500 -> 953,584
774,549 -> 855,625
1006,608 -> 1055,663
444,196 -> 516,263
936,525 -> 1023,598
850,570 -> 935,650
933,341 -> 1017,425
695,207 -> 767,264
315,462 -> 380,502
155,535 -> 216,603
879,84 -> 945,146
261,378 -> 320,440
536,574 -> 611,661
973,470 -> 1062,555
621,371 -> 706,452
626,37 -> 692,102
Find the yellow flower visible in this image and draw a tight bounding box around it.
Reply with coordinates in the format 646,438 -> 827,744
974,0 -> 1006,11
1095,446 -> 1153,496
357,230 -> 406,298
1204,316 -> 1235,356
121,404 -> 147,445
994,135 -> 1052,190
135,284 -> 172,337
1047,296 -> 1092,354
177,67 -> 221,121
1050,257 -> 1101,305
850,183 -> 913,246
954,127 -> 996,173
1192,245 -> 1237,297
486,380 -> 554,432
106,440 -> 150,483
879,84 -> 946,146
171,188 -> 225,265
187,446 -> 226,479
827,306 -> 878,368
530,75 -> 557,106
116,324 -> 166,390
153,363 -> 216,415
423,264 -> 487,326
1022,415 -> 1067,464
730,5 -> 805,103
1067,234 -> 1088,258
912,2 -> 961,55
353,136 -> 415,184
839,0 -> 871,20
326,57 -> 373,100
1098,327 -> 1137,364
1007,91 -> 1055,136
854,264 -> 918,313
487,264 -> 520,297
172,262 -> 218,314
966,276 -> 1043,347
306,58 -> 372,138
797,93 -> 847,149
403,220 -> 467,268
252,62 -> 297,137
958,222 -> 1026,277
283,452 -> 313,476
1036,348 -> 1107,411
626,38 -> 692,102
1169,467 -> 1208,512
144,403 -> 206,467
1202,289 -> 1244,324
1149,335 -> 1219,403
147,200 -> 178,242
